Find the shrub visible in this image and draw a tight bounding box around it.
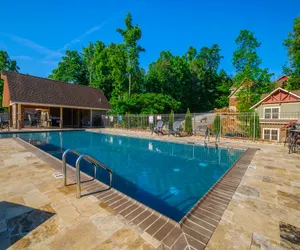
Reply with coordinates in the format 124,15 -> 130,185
184,109 -> 193,136
168,110 -> 174,129
212,114 -> 221,135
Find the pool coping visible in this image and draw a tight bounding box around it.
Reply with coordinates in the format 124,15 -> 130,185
13,136 -> 257,250
0,128 -> 86,134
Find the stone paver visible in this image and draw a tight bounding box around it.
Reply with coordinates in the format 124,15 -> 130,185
0,138 -> 157,249
95,129 -> 300,249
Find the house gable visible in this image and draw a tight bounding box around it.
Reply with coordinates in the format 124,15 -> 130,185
250,87 -> 300,110
262,89 -> 300,105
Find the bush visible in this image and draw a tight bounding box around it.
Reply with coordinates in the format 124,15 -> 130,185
168,110 -> 174,129
109,93 -> 181,115
212,114 -> 221,135
184,109 -> 193,136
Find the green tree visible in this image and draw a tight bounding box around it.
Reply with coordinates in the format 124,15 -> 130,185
145,51 -> 193,111
168,109 -> 174,129
82,42 -> 96,86
93,42 -> 127,99
190,44 -> 225,111
0,50 -> 20,111
184,108 -> 193,135
49,50 -> 88,85
283,15 -> 300,90
215,70 -> 233,108
232,30 -> 274,111
117,13 -> 145,96
110,93 -> 180,114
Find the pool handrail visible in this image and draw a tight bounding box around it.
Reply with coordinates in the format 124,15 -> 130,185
62,148 -> 113,198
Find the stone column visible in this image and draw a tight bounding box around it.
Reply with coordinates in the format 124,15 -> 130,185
12,104 -> 17,129
17,104 -> 22,129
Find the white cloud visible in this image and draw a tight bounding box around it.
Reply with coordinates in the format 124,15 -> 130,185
2,33 -> 63,58
57,19 -> 110,53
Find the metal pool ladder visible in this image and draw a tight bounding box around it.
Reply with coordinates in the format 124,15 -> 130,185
62,149 -> 113,199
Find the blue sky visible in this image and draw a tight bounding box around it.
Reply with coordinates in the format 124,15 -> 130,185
1,0 -> 299,79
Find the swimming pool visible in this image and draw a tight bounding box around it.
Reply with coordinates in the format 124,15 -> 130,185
2,131 -> 244,221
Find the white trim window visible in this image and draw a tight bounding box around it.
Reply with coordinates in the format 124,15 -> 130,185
264,107 -> 280,119
263,128 -> 279,141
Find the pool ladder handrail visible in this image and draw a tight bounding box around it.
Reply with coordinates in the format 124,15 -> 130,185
62,148 -> 113,198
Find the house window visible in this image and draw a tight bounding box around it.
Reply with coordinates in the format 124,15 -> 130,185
264,107 -> 279,119
263,129 -> 279,141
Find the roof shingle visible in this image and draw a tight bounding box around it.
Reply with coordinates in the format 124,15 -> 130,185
1,71 -> 111,110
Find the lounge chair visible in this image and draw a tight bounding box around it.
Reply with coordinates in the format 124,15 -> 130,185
168,121 -> 183,137
0,113 -> 9,130
152,121 -> 164,135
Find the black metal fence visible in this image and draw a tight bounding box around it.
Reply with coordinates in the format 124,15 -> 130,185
101,112 -> 300,142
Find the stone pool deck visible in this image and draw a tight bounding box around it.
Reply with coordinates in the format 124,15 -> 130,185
0,129 -> 300,249
0,139 -> 157,250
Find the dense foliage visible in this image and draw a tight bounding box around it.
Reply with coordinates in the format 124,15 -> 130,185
109,93 -> 180,114
1,14 -> 299,114
232,30 -> 275,112
0,50 -> 19,112
284,16 -> 300,90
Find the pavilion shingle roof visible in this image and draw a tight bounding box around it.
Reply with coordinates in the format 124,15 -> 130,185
1,71 -> 111,110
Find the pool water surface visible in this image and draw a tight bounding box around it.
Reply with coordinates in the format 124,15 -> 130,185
9,131 -> 244,221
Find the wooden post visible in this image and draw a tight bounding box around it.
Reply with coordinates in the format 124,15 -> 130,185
17,104 -> 22,130
90,110 -> 93,127
60,107 -> 63,129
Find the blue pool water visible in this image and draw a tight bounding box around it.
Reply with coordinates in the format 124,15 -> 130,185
2,131 -> 243,221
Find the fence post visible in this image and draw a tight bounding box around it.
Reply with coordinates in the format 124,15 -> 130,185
219,113 -> 222,139
253,113 -> 256,141
193,113 -> 195,136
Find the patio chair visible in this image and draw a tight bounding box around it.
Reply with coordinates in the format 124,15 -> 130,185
0,113 -> 9,130
168,121 -> 183,137
152,121 -> 164,135
28,114 -> 38,127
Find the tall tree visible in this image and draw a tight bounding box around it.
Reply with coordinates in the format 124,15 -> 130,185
232,30 -> 274,111
145,51 -> 192,111
117,13 -> 145,96
283,15 -> 300,90
93,42 -> 127,99
188,44 -> 225,111
82,42 -> 96,86
215,70 -> 233,108
49,50 -> 88,85
0,50 -> 20,111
